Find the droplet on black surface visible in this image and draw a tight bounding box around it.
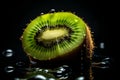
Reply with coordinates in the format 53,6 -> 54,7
48,78 -> 55,80
14,78 -> 20,80
99,42 -> 105,49
4,66 -> 14,73
35,68 -> 43,72
28,74 -> 46,80
43,69 -> 49,73
2,49 -> 13,57
49,9 -> 55,13
30,60 -> 37,65
102,57 -> 111,61
53,65 -> 71,79
75,76 -> 85,80
16,61 -> 25,67
41,12 -> 44,15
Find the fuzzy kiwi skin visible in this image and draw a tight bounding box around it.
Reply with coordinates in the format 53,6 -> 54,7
21,12 -> 94,63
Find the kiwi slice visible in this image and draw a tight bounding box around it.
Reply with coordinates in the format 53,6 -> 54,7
21,12 -> 94,61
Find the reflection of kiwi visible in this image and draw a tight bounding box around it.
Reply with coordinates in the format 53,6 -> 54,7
21,12 -> 94,61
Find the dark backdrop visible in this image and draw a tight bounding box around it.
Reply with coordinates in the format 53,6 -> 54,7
0,0 -> 117,80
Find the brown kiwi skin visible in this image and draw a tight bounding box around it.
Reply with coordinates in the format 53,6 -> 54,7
28,26 -> 94,69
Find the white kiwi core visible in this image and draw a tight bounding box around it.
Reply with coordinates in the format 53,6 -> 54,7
37,28 -> 69,42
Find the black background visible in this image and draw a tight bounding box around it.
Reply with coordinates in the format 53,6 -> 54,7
0,0 -> 118,80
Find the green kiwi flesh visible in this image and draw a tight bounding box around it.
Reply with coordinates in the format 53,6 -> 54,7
21,12 -> 87,61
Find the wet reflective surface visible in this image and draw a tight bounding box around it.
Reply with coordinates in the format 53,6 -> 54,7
0,49 -> 115,80
1,0 -> 117,79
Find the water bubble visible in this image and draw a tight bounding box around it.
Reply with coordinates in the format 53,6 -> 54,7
35,75 -> 46,80
62,65 -> 72,73
56,70 -> 63,74
48,78 -> 55,80
49,9 -> 55,13
43,69 -> 49,73
53,65 -> 71,79
83,33 -> 86,37
102,57 -> 110,61
55,65 -> 68,74
74,19 -> 78,22
62,65 -> 69,68
59,76 -> 68,79
41,12 -> 44,15
100,62 -> 106,64
4,66 -> 14,73
35,68 -> 40,71
98,66 -> 109,69
100,42 -> 105,49
56,74 -> 62,77
2,49 -> 13,57
75,76 -> 85,80
16,61 -> 25,67
14,78 -> 20,80
28,74 -> 46,80
59,67 -> 65,72
30,60 -> 37,65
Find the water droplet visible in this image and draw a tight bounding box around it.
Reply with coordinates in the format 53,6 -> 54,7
62,65 -> 69,68
102,57 -> 110,61
49,9 -> 55,13
41,12 -> 44,15
56,70 -> 63,74
14,78 -> 20,80
74,19 -> 78,22
59,76 -> 68,79
53,65 -> 71,79
75,76 -> 85,80
83,33 -> 86,37
48,78 -> 55,80
99,66 -> 109,69
4,66 -> 14,73
62,65 -> 72,73
56,74 -> 62,77
6,49 -> 13,52
30,60 -> 37,65
43,69 -> 49,73
100,42 -> 105,49
2,49 -> 13,57
29,75 -> 46,80
100,62 -> 106,64
35,75 -> 46,79
59,67 -> 65,72
16,61 -> 25,67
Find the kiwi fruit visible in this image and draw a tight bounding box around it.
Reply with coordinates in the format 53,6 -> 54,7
21,11 -> 94,65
